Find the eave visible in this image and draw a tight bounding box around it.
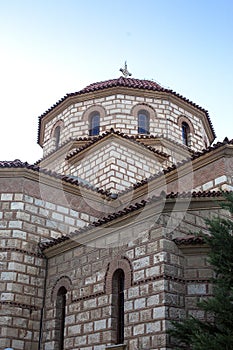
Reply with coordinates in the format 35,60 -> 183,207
42,194 -> 225,258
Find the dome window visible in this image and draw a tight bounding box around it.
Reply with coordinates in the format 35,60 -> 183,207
89,113 -> 100,136
138,110 -> 149,134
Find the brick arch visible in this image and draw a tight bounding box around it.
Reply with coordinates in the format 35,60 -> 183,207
177,115 -> 194,133
50,119 -> 64,138
131,103 -> 157,120
105,256 -> 132,293
82,105 -> 106,121
51,275 -> 72,303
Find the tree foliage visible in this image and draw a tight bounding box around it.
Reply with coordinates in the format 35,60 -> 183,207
169,192 -> 233,350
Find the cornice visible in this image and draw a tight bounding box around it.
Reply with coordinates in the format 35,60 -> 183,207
0,167 -> 108,205
42,193 -> 225,258
66,132 -> 168,165
36,133 -> 193,168
117,142 -> 233,204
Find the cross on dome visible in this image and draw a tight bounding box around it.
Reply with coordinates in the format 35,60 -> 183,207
119,61 -> 132,78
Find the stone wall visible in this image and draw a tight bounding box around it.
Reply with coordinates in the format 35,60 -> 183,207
42,204 -> 222,350
42,93 -> 208,158
0,172 -> 105,350
68,139 -> 167,193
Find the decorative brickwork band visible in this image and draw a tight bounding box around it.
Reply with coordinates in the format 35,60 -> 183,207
82,105 -> 106,121
105,256 -> 132,294
51,275 -> 72,302
50,119 -> 64,138
0,300 -> 40,311
177,115 -> 194,133
131,103 -> 157,120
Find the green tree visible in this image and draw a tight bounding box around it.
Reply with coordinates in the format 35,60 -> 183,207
169,192 -> 233,350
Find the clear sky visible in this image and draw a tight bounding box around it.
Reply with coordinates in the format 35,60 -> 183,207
0,0 -> 232,163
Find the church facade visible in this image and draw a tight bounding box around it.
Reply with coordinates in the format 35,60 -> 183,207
0,72 -> 233,350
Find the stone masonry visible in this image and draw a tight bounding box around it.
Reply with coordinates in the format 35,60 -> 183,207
0,75 -> 232,349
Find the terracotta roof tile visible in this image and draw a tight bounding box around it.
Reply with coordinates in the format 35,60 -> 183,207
37,76 -> 216,144
40,190 -> 229,251
77,77 -> 164,93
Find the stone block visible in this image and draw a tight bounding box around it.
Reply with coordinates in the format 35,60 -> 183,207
83,322 -> 93,333
74,335 -> 87,346
187,284 -> 207,295
133,323 -> 144,335
153,306 -> 165,319
146,321 -> 161,333
68,324 -> 81,336
133,256 -> 150,270
11,202 -> 24,210
147,294 -> 159,307
128,286 -> 139,299
128,311 -> 139,323
1,193 -> 13,200
134,298 -> 146,309
94,319 -> 106,331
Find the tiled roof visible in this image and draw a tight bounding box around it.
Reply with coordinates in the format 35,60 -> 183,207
78,76 -> 163,93
40,190 -> 227,251
37,76 -> 216,144
118,137 -> 233,195
35,132 -> 193,166
0,159 -> 109,196
65,129 -> 169,161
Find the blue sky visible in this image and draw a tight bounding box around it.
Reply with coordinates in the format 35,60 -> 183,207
0,0 -> 232,163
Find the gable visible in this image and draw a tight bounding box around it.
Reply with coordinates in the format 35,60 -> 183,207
67,135 -> 169,192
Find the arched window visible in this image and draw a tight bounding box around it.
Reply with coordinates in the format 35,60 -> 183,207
138,110 -> 149,134
182,122 -> 190,146
54,125 -> 61,150
112,269 -> 125,344
89,113 -> 100,136
55,286 -> 67,350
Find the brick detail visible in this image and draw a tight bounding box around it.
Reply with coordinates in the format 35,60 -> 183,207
50,119 -> 64,137
105,257 -> 132,294
51,275 -> 72,302
82,104 -> 106,121
177,115 -> 194,133
131,103 -> 156,120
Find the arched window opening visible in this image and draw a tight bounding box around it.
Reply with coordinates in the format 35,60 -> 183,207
138,110 -> 149,134
89,113 -> 100,136
182,122 -> 190,146
55,286 -> 67,350
54,126 -> 61,150
112,269 -> 125,344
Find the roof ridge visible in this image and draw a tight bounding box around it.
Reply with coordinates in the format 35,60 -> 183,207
35,132 -> 191,165
65,129 -> 170,161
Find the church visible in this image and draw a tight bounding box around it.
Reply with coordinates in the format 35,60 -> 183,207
0,65 -> 233,350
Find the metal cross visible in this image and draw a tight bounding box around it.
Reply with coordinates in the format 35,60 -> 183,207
120,61 -> 132,77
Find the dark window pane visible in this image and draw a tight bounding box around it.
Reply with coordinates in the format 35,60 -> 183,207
138,112 -> 149,134
54,126 -> 61,150
90,114 -> 100,136
112,269 -> 125,344
182,122 -> 189,146
55,287 -> 67,350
